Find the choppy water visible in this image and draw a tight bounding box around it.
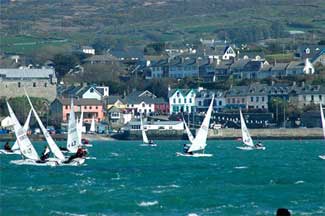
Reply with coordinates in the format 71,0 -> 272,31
1,140 -> 325,215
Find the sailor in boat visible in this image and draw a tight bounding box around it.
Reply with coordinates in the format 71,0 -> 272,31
183,144 -> 193,155
149,140 -> 154,145
82,138 -> 89,145
3,141 -> 13,152
36,146 -> 51,163
254,141 -> 264,148
64,146 -> 87,163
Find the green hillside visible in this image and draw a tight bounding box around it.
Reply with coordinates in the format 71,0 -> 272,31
0,0 -> 324,54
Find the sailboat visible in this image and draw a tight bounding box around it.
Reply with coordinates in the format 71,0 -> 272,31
66,99 -> 80,153
176,94 -> 215,157
140,115 -> 157,146
183,117 -> 194,143
24,91 -> 85,166
319,104 -> 325,160
236,109 -> 265,150
89,115 -> 96,134
0,109 -> 32,155
7,101 -> 58,166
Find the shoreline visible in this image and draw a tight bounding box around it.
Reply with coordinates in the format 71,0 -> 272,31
0,128 -> 323,141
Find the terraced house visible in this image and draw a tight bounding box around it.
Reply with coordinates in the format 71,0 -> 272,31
168,88 -> 198,114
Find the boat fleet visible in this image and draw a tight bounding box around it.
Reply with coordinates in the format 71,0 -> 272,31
1,92 -> 325,165
1,90 -> 91,166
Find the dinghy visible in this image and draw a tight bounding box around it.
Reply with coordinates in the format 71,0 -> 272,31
66,99 -> 80,153
0,109 -> 32,155
140,115 -> 157,146
176,95 -> 214,157
319,104 -> 325,160
236,109 -> 265,151
6,101 -> 59,166
22,91 -> 85,166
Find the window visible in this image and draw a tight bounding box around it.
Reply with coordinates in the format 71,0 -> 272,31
311,95 -> 314,101
198,101 -> 202,106
84,106 -> 87,109
250,97 -> 253,102
89,106 -> 92,110
90,88 -> 94,93
142,103 -> 145,107
184,98 -> 187,103
262,97 -> 265,102
242,98 -> 245,103
178,98 -> 181,103
232,98 -> 235,103
18,82 -> 21,88
44,83 -> 47,87
256,97 -> 259,102
319,95 -> 322,100
96,106 -> 98,109
189,98 -> 192,103
173,98 -> 176,103
65,105 -> 68,109
177,92 -> 180,97
219,101 -> 222,106
33,82 -> 36,87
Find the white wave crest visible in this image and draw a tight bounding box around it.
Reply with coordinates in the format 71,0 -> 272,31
137,200 -> 158,207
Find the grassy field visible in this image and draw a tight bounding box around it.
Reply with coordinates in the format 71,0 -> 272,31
0,0 -> 324,54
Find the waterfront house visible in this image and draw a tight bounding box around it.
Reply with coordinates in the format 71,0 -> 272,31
50,97 -> 104,123
84,54 -> 117,64
0,67 -> 57,101
286,60 -> 314,76
168,88 -> 198,114
289,84 -> 325,108
124,90 -> 167,115
168,57 -> 199,79
195,90 -> 225,112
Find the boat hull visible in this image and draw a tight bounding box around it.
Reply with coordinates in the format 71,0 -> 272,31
140,143 -> 157,147
236,146 -> 266,151
176,152 -> 213,157
319,155 -> 325,160
10,157 -> 85,166
0,149 -> 21,155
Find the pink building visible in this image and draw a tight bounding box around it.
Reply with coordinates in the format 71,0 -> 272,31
51,98 -> 104,123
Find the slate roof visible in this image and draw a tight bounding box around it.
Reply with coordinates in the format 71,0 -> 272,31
168,88 -> 197,98
56,98 -> 102,106
106,95 -> 124,104
0,68 -> 56,79
84,54 -> 117,62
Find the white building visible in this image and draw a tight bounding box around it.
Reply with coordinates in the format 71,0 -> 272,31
169,88 -> 198,114
303,58 -> 315,75
222,46 -> 236,60
80,85 -> 109,100
82,46 -> 95,55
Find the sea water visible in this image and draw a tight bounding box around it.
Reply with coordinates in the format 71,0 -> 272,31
0,140 -> 324,215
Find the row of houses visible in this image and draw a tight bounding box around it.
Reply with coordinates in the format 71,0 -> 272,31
169,83 -> 325,114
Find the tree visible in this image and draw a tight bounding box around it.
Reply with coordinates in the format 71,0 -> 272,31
53,53 -> 79,78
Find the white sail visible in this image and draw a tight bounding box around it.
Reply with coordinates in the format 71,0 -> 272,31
6,102 -> 39,160
320,104 -> 325,140
12,109 -> 32,151
67,99 -> 79,153
25,91 -> 65,161
183,117 -> 194,143
188,95 -> 214,153
140,117 -> 149,144
240,109 -> 254,147
90,115 -> 96,133
78,111 -> 83,144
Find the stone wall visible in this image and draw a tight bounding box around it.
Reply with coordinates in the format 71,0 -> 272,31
0,79 -> 56,101
208,128 -> 323,139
